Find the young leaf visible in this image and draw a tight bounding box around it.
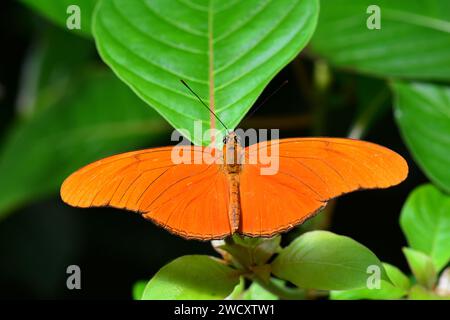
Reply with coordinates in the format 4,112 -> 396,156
93,0 -> 319,145
21,0 -> 97,37
0,70 -> 169,217
310,0 -> 450,80
330,263 -> 409,300
16,26 -> 94,116
403,247 -> 437,289
383,263 -> 410,291
271,231 -> 388,291
399,184 -> 450,271
393,81 -> 450,193
142,255 -> 240,300
409,285 -> 450,300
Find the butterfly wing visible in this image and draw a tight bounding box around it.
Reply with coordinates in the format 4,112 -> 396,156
239,138 -> 408,236
61,146 -> 231,240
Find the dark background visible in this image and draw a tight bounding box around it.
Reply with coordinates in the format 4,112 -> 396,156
0,1 -> 425,299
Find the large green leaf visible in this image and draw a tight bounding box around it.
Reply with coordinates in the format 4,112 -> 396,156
271,231 -> 388,291
93,0 -> 319,145
393,81 -> 450,193
330,263 -> 409,300
0,70 -> 169,217
21,0 -> 97,37
142,255 -> 240,300
400,184 -> 450,271
311,0 -> 450,80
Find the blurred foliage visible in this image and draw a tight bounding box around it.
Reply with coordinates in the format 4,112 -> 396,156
400,184 -> 450,271
0,70 -> 169,217
21,0 -> 97,37
271,231 -> 388,291
311,0 -> 450,80
393,82 -> 450,193
15,26 -> 93,115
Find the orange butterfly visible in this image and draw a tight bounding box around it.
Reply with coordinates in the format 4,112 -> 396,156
60,131 -> 408,240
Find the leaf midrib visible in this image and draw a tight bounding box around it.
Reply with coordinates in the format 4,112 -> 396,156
276,259 -> 367,274
208,0 -> 215,134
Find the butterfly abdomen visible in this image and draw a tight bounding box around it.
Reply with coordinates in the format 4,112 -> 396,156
223,133 -> 244,233
227,173 -> 240,233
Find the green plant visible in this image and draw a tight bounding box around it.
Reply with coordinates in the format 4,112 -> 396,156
134,184 -> 449,300
332,184 -> 450,300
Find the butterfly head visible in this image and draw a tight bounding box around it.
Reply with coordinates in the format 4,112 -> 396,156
223,132 -> 243,168
223,131 -> 241,147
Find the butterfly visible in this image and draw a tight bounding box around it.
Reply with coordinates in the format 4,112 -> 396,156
60,131 -> 408,240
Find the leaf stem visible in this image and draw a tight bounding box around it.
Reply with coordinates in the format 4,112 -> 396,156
251,275 -> 307,300
312,59 -> 332,136
348,88 -> 389,139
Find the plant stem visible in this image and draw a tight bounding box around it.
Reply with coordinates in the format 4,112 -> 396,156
348,88 -> 389,139
251,275 -> 307,300
312,59 -> 332,136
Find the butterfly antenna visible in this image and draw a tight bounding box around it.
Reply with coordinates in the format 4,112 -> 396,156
180,79 -> 228,132
241,80 -> 289,124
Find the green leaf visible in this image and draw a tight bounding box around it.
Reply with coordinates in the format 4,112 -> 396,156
243,281 -> 280,300
393,81 -> 450,193
383,263 -> 410,291
399,184 -> 450,271
226,276 -> 245,299
330,281 -> 404,300
403,247 -> 437,289
271,231 -> 388,291
93,0 -> 319,145
21,0 -> 97,37
0,70 -> 169,217
409,285 -> 450,300
132,280 -> 147,300
330,263 -> 409,300
142,255 -> 240,300
310,0 -> 450,80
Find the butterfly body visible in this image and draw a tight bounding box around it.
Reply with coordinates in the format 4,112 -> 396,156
222,132 -> 244,233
